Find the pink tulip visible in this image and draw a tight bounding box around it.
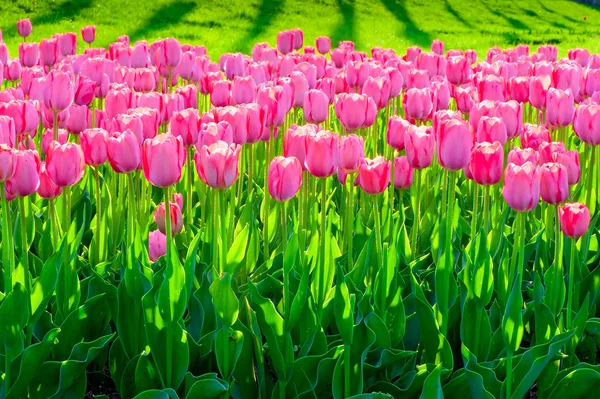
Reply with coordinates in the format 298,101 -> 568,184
553,62 -> 581,95
573,103 -> 600,145
277,31 -> 294,55
142,134 -> 185,187
455,85 -> 479,114
231,76 -> 257,105
194,140 -> 241,189
213,106 -> 248,145
5,149 -> 40,197
198,121 -> 234,149
0,144 -> 16,182
74,75 -> 96,107
65,104 -> 90,135
404,88 -> 433,121
148,230 -> 167,262
559,203 -> 591,238
157,38 -> 182,69
39,38 -> 59,67
37,161 -> 62,199
242,102 -> 268,143
170,108 -> 200,147
257,84 -> 288,128
46,141 -> 85,187
42,128 -> 68,154
346,61 -> 370,89
362,76 -> 391,109
305,130 -> 338,177
17,19 -> 32,38
406,46 -> 422,63
335,93 -> 377,131
509,76 -> 530,103
81,128 -> 109,166
81,26 -> 96,44
131,43 -> 150,68
446,56 -> 471,85
316,36 -> 331,54
438,118 -> 472,170
469,141 -> 504,186
303,89 -> 329,124
129,107 -> 160,140
538,142 -> 566,164
406,69 -> 429,90
338,134 -> 364,174
154,199 -> 183,235
358,156 -> 390,194
529,75 -> 552,109
268,156 -> 303,201
290,71 -> 309,107
494,100 -> 522,139
283,124 -> 311,169
478,74 -> 506,102
176,84 -> 198,109
43,70 -> 74,113
539,162 -> 569,205
211,80 -> 232,107
503,162 -> 540,212
0,115 -> 15,147
508,147 -> 538,166
584,68 -> 600,97
417,52 -> 446,78
18,42 -> 38,67
553,150 -> 580,186
292,28 -> 304,50
386,116 -> 411,151
431,39 -> 444,55
177,51 -> 196,81
405,125 -> 434,169
105,87 -> 136,119
58,32 -> 77,56
5,59 -> 22,82
394,156 -> 414,189
546,88 -> 575,127
476,116 -> 507,146
521,123 -> 550,150
107,130 -> 141,173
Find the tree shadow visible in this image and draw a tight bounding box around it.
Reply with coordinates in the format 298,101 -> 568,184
129,1 -> 197,43
510,1 -> 570,30
329,0 -> 357,48
480,0 -> 529,30
2,0 -> 93,38
444,0 -> 472,29
232,0 -> 285,53
379,0 -> 432,48
534,0 -> 582,25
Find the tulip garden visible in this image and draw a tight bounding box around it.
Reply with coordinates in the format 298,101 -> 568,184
1,13 -> 600,399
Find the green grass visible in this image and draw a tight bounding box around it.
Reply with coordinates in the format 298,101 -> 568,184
1,0 -> 599,58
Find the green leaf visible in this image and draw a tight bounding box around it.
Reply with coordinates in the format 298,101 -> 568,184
151,324 -> 189,390
461,344 -> 501,399
225,224 -> 249,274
420,363 -> 444,399
502,273 -> 523,354
548,368 -> 600,398
157,238 -> 187,325
334,265 -> 355,346
132,388 -> 180,399
461,298 -> 491,361
214,328 -> 244,381
0,282 -> 29,354
185,378 -> 228,399
209,273 -> 239,328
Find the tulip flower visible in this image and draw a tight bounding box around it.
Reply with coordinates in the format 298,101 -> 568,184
5,149 -> 40,198
305,130 -> 338,177
502,162 -> 540,212
195,140 -> 241,189
290,72 -> 309,107
81,128 -> 109,166
539,162 -> 569,205
560,203 -> 591,238
0,115 -> 15,147
283,124 -> 312,168
170,108 -> 200,147
404,88 -> 433,121
37,162 -> 62,199
446,56 -> 471,85
257,84 -> 289,128
529,75 -> 552,109
211,80 -> 232,107
17,19 -> 32,39
43,70 -> 74,114
386,116 -> 411,151
198,121 -> 234,149
469,141 -> 504,186
154,199 -> 184,235
46,141 -> 86,187
553,150 -> 580,186
394,156 -> 414,189
316,36 -> 331,54
407,69 -> 430,90
18,42 -> 38,67
358,156 -> 390,195
81,25 -> 96,45
345,61 -> 370,89
277,31 -> 294,55
304,89 -> 329,124
67,104 -> 91,135
0,144 -> 16,182
404,125 -> 435,169
573,103 -> 600,145
362,76 -> 391,109
107,130 -> 141,173
40,38 -> 59,66
335,93 -> 377,131
508,147 -> 538,166
478,74 -> 506,101
268,156 -> 303,201
142,134 -> 186,187
438,118 -> 472,171
509,76 -> 530,103
476,116 -> 507,146
148,229 -> 167,262
546,88 -> 575,127
231,76 -> 257,105
338,134 -> 364,174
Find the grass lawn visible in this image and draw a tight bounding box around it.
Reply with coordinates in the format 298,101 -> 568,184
0,0 -> 599,58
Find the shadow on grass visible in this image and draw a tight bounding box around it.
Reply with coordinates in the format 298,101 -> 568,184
380,0 -> 432,48
535,0 -> 582,25
480,0 -> 529,30
233,0 -> 285,53
330,0 -> 357,47
2,0 -> 93,38
129,1 -> 197,43
444,0 -> 472,29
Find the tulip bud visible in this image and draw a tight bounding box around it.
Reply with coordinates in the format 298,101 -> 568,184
552,150 -> 580,186
142,134 -> 186,187
194,140 -> 241,189
5,149 -> 40,197
303,89 -> 329,124
316,36 -> 331,55
559,203 -> 591,238
394,156 -> 413,189
283,124 -> 312,169
508,147 -> 538,166
539,162 -> 569,205
502,162 -> 540,212
386,116 -> 411,151
335,93 -> 377,131
546,88 -> 575,127
107,129 -> 141,173
17,19 -> 32,38
81,128 -> 109,166
37,162 -> 62,199
46,141 -> 85,187
521,123 -> 550,150
404,88 -> 433,121
268,156 -> 303,201
529,75 -> 552,109
154,199 -> 184,235
476,116 -> 507,146
358,156 -> 390,194
438,118 -> 472,171
338,134 -> 364,174
469,141 -> 504,186
170,108 -> 200,147
0,144 -> 17,182
573,103 -> 600,145
148,229 -> 167,262
305,130 -> 338,177
81,26 -> 96,44
43,70 -> 74,113
404,125 -> 434,169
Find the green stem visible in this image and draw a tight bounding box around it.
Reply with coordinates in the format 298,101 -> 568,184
318,178 -> 328,312
554,205 -> 560,270
220,189 -> 227,273
411,169 -> 421,259
164,186 -> 173,387
263,131 -> 273,260
470,183 -> 479,246
344,344 -> 352,398
506,350 -> 513,399
567,237 -> 576,330
127,173 -> 136,248
346,176 -> 354,271
483,185 -> 491,240
53,111 -> 58,142
186,148 -> 194,228
517,212 -> 526,286
49,199 -> 59,248
212,188 -> 218,271
586,144 -> 596,208
18,197 -> 31,291
1,183 -> 14,295
63,186 -> 71,237
94,167 -> 102,234
373,195 -> 384,291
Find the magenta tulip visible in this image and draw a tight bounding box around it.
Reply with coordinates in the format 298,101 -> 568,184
508,147 -> 538,166
46,141 -> 85,187
540,162 -> 569,204
546,88 -> 575,127
0,144 -> 16,182
335,93 -> 377,131
198,121 -> 233,149
394,156 -> 414,189
142,134 -> 186,187
476,116 -> 507,146
148,230 -> 167,262
18,42 -> 38,67
358,156 -> 390,194
303,89 -> 329,124
81,128 -> 109,166
107,130 -> 141,173
316,36 -> 331,54
404,125 -> 435,169
195,140 -> 241,189
386,116 -> 411,151
43,70 -> 74,113
559,203 -> 591,238
170,108 -> 200,147
5,149 -> 40,197
268,156 -> 303,201
404,88 -> 433,121
305,129 -> 338,177
17,19 -> 32,38
438,118 -> 472,170
521,123 -> 550,150
338,134 -> 364,174
502,162 -> 541,212
573,103 -> 600,145
154,199 -> 184,235
553,150 -> 580,186
81,26 -> 96,44
469,141 -> 504,186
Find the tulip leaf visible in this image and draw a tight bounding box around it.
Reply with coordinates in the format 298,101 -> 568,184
209,272 -> 239,328
224,224 -> 249,274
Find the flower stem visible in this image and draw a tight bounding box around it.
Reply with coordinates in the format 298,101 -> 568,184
346,176 -> 354,271
567,236 -> 577,330
411,169 -> 421,259
186,148 -> 194,228
18,197 -> 31,291
317,178 -> 328,313
1,183 -> 14,295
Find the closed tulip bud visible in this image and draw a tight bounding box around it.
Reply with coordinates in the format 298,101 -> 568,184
358,156 -> 390,194
306,130 -> 338,177
231,76 -> 256,105
213,106 -> 248,145
404,88 -> 433,121
158,38 -> 182,69
39,38 -> 59,67
142,134 -> 185,187
268,156 -> 303,201
36,161 -> 62,199
386,67 -> 404,98
584,68 -> 600,97
446,56 -> 471,85
538,141 -> 566,164
508,147 -> 538,166
132,68 -> 155,92
277,31 -> 294,55
17,19 -> 32,38
552,150 -> 580,186
406,68 -> 430,89
559,203 -> 590,238
338,134 -> 364,174
129,107 -> 160,140
5,149 -> 40,197
476,116 -> 507,146
529,75 -> 552,109
394,156 -> 414,189
573,103 -> 600,145
386,116 -> 411,150
521,123 -> 550,150
131,42 -> 150,68
303,89 -> 329,124
198,121 -> 234,149
5,59 -> 22,82
335,93 -> 377,131
546,88 -> 575,127
148,230 -> 167,262
74,75 -> 96,106
494,100 -> 522,139
405,125 -> 435,169
290,71 -> 309,107
362,76 -> 391,109
0,144 -> 16,182
154,200 -> 183,235
81,128 -> 109,166
18,42 -> 38,67
210,80 -> 232,107
43,70 -> 74,113
478,74 -> 506,101
316,36 -> 331,54
81,25 -> 96,44
540,162 -> 569,204
59,32 -> 77,56
431,76 -> 451,111
195,140 -> 241,189
65,104 -> 90,135
257,84 -> 288,128
431,39 -> 444,55
469,141 -> 504,185
46,141 -> 85,187
283,124 -> 312,168
107,130 -> 141,173
502,162 -> 540,212
455,85 -> 479,114
170,108 -> 200,147
406,46 -> 422,62
553,62 -> 582,95
292,28 -> 303,50
176,51 -> 195,81
105,87 -> 136,119
438,118 -> 472,171
345,61 -> 370,89
241,102 -> 267,143
509,76 -> 530,103
0,115 -> 15,147
42,128 -> 68,154
417,52 -> 446,78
